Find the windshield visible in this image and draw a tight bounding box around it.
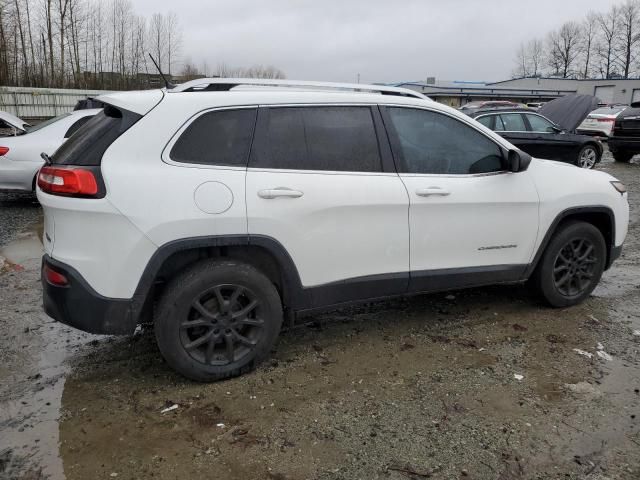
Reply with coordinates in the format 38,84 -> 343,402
24,113 -> 71,134
591,106 -> 627,115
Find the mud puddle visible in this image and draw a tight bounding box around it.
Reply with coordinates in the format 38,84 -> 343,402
0,223 -> 100,480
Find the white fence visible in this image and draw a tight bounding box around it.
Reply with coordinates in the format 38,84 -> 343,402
0,86 -> 113,120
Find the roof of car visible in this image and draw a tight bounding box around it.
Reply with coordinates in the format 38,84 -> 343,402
469,107 -> 537,117
96,79 -> 435,116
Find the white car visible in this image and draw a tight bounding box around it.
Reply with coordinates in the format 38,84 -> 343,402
577,105 -> 628,138
0,110 -> 30,136
36,79 -> 629,381
0,109 -> 100,192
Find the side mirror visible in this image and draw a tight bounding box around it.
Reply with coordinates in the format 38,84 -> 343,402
508,149 -> 532,173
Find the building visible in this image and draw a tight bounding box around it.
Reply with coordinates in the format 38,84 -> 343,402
394,77 -> 640,107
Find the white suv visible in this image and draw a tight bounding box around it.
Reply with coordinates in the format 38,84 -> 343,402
36,79 -> 629,381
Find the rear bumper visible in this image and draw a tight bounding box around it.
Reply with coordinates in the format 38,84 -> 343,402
608,137 -> 640,152
42,255 -> 138,335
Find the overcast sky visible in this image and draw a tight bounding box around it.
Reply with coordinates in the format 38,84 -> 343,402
133,0 -> 623,84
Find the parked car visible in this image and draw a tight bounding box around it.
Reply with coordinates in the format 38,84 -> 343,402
469,108 -> 603,168
577,105 -> 628,138
607,102 -> 640,162
0,110 -> 30,136
458,100 -> 520,114
37,79 -> 629,381
0,109 -> 100,192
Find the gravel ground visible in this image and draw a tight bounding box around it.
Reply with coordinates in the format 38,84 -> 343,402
1,151 -> 639,480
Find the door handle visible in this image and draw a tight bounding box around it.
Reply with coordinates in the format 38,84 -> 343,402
415,187 -> 450,197
257,187 -> 304,199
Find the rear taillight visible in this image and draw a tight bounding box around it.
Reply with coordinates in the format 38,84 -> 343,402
0,146 -> 9,156
597,118 -> 615,123
38,166 -> 98,197
43,264 -> 68,286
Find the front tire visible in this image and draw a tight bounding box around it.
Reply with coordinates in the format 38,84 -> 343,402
155,260 -> 283,382
576,145 -> 600,169
531,221 -> 606,308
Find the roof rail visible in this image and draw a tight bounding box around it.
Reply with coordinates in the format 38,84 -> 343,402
168,78 -> 430,100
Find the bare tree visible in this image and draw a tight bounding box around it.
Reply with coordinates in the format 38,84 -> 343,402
615,0 -> 640,78
165,11 -> 180,75
596,5 -> 620,79
513,42 -> 529,77
547,21 -> 583,78
580,12 -> 598,78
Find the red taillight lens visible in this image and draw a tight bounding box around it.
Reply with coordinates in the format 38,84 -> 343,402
0,147 -> 9,156
597,118 -> 615,123
38,166 -> 98,196
43,264 -> 68,286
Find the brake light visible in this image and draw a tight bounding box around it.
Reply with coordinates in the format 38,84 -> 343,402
38,166 -> 98,196
597,118 -> 615,123
43,264 -> 68,286
0,147 -> 8,156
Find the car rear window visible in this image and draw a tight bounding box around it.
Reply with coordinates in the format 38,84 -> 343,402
52,105 -> 141,166
170,108 -> 257,166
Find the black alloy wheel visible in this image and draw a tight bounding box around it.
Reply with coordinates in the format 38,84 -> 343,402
552,239 -> 598,297
180,284 -> 264,366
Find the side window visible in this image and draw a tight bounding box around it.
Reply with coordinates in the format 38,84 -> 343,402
64,116 -> 94,138
494,116 -> 506,131
499,113 -> 526,132
476,116 -> 493,129
526,114 -> 556,133
251,106 -> 382,172
387,107 -> 504,175
170,108 -> 257,166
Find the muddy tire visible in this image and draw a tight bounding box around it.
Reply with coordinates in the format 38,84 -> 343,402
155,260 -> 283,382
531,221 -> 606,308
613,150 -> 633,163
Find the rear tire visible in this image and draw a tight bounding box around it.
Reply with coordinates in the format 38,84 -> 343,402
576,145 -> 600,169
530,221 -> 606,308
612,150 -> 633,163
155,260 -> 283,382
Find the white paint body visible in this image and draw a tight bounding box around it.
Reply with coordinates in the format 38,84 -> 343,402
0,109 -> 100,191
36,85 -> 629,299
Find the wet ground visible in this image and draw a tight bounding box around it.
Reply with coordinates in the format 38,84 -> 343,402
1,152 -> 639,480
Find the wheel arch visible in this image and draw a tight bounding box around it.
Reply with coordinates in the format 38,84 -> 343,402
524,206 -> 615,279
131,235 -> 307,326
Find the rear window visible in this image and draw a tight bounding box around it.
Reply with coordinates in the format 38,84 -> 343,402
52,106 -> 141,165
170,108 -> 257,166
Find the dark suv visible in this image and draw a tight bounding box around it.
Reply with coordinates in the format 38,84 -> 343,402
609,103 -> 640,162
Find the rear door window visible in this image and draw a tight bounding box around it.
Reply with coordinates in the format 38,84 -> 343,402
251,106 -> 382,172
498,113 -> 527,132
170,108 -> 258,166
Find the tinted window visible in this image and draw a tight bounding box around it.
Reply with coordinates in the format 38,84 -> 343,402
499,113 -> 526,131
252,106 -> 381,172
526,114 -> 555,133
388,107 -> 504,175
477,116 -> 493,128
170,109 -> 257,166
64,116 -> 94,138
52,106 -> 141,166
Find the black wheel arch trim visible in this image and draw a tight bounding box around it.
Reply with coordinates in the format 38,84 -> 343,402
129,234 -> 308,322
523,205 -> 617,279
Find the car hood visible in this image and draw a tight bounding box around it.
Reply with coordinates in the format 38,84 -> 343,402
0,110 -> 30,133
538,94 -> 599,132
